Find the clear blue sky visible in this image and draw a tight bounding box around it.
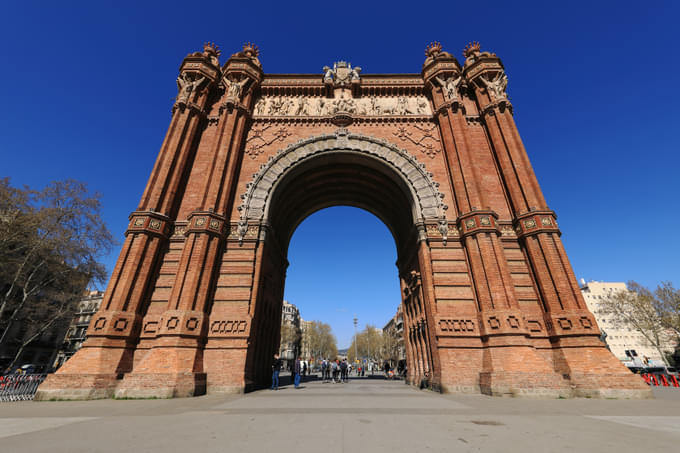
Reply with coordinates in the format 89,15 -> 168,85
2,2 -> 678,348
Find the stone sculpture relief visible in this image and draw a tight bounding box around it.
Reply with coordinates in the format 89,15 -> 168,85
434,74 -> 463,101
481,72 -> 508,101
223,76 -> 248,101
252,95 -> 432,117
323,61 -> 361,86
175,73 -> 205,104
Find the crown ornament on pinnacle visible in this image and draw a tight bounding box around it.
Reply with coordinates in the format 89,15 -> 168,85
425,42 -> 442,58
463,41 -> 481,59
203,42 -> 221,57
242,42 -> 260,58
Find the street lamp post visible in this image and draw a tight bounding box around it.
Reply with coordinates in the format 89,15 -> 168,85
353,317 -> 358,364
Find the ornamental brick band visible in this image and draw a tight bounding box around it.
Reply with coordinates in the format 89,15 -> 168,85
36,41 -> 650,401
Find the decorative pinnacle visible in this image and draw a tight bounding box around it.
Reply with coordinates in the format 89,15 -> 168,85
203,42 -> 221,57
242,42 -> 260,58
425,41 -> 442,58
463,41 -> 481,58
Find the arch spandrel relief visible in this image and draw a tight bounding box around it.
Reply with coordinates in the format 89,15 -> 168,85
237,129 -> 449,242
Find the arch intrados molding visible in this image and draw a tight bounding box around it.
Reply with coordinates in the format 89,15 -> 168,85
237,128 -> 448,239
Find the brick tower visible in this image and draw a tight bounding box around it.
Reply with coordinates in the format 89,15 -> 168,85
37,42 -> 650,399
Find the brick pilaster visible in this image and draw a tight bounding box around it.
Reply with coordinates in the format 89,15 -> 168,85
464,43 -> 649,395
36,45 -> 222,400
115,45 -> 264,398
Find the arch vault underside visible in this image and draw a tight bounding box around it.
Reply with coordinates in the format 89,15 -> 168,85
36,42 -> 650,400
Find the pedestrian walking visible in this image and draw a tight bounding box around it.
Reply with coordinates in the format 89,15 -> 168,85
340,359 -> 348,383
321,359 -> 328,382
331,359 -> 339,383
294,357 -> 302,388
271,353 -> 282,390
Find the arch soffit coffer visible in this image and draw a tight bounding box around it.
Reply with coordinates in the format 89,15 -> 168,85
237,129 -> 448,240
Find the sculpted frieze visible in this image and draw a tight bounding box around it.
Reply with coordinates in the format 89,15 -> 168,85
253,95 -> 432,118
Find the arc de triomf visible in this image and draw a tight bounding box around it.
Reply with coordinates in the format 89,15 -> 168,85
37,42 -> 649,399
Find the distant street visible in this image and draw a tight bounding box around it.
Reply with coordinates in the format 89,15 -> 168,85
0,376 -> 678,452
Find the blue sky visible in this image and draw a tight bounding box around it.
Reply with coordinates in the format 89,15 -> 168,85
1,2 -> 678,348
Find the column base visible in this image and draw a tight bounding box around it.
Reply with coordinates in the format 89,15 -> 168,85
552,340 -> 653,399
35,373 -> 120,400
479,371 -> 571,398
35,343 -> 133,400
114,372 -> 207,399
206,384 -> 245,394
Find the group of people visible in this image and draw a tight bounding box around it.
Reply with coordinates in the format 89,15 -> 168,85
320,358 -> 350,383
271,354 -> 307,390
271,354 -> 407,390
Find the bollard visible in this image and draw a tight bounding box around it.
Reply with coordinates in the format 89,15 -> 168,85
650,374 -> 659,386
670,375 -> 680,388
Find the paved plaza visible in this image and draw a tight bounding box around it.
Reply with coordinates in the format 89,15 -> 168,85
1,375 -> 678,452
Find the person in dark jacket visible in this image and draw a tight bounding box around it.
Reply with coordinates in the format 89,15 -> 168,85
271,354 -> 282,390
294,357 -> 302,388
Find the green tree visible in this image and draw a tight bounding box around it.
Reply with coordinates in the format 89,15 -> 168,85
0,178 -> 114,370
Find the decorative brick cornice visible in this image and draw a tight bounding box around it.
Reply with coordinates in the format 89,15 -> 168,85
434,99 -> 465,116
227,221 -> 261,244
88,311 -> 142,340
186,211 -> 226,237
456,210 -> 499,238
543,311 -> 600,338
480,99 -> 513,117
513,210 -> 560,238
126,211 -> 172,238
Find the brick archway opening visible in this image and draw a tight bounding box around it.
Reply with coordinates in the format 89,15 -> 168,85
241,144 -> 439,390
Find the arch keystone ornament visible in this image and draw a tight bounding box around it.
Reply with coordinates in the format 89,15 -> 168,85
36,42 -> 650,400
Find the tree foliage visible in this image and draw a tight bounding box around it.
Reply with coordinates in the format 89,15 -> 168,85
280,322 -> 301,352
0,178 -> 114,369
303,321 -> 337,360
347,325 -> 383,364
599,281 -> 678,367
653,281 -> 680,337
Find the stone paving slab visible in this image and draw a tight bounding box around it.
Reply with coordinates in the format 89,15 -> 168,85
0,378 -> 677,452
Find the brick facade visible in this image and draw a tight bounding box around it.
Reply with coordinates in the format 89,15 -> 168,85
36,42 -> 650,400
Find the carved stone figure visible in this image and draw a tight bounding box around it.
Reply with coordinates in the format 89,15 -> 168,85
323,66 -> 334,83
482,72 -> 508,101
396,96 -> 413,115
416,97 -> 428,114
435,74 -> 462,101
322,61 -> 360,87
370,96 -> 381,115
294,97 -> 309,116
269,97 -> 285,115
223,76 -> 248,101
316,98 -> 326,116
176,73 -> 206,104
350,65 -> 361,81
254,97 -> 267,115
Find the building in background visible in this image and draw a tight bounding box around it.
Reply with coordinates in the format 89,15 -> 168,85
53,291 -> 104,370
382,305 -> 405,367
280,300 -> 301,366
300,319 -> 313,360
580,281 -> 675,366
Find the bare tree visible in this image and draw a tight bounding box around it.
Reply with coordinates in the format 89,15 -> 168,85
279,322 -> 301,356
599,281 -> 675,367
0,178 -> 114,370
653,281 -> 680,337
304,321 -> 337,360
347,325 -> 383,364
